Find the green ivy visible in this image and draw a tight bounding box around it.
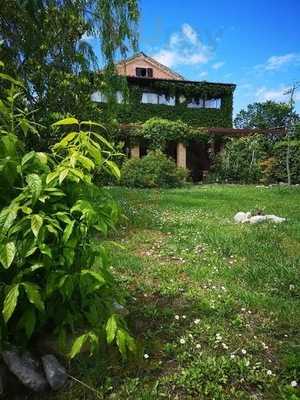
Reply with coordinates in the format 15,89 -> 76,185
120,118 -> 209,148
95,78 -> 234,129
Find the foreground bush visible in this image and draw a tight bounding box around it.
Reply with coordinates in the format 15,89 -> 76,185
0,70 -> 134,359
121,150 -> 188,188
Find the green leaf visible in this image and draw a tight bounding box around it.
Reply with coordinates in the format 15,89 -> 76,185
0,72 -> 24,87
36,152 -> 48,165
116,329 -> 127,356
92,132 -> 114,150
26,174 -> 42,205
59,169 -> 69,184
69,333 -> 88,359
25,246 -> 38,258
46,171 -> 59,184
3,284 -> 19,323
21,206 -> 32,215
0,242 -> 16,269
63,220 -> 75,243
22,282 -> 44,311
106,315 -> 118,344
80,120 -> 105,129
20,307 -> 36,338
53,132 -> 78,150
80,270 -> 106,285
105,160 -> 121,179
1,207 -> 18,233
39,243 -> 52,258
52,117 -> 79,127
21,151 -> 35,167
31,214 -> 43,238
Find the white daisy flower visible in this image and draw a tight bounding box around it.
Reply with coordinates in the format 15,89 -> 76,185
291,380 -> 298,387
266,370 -> 272,376
144,353 -> 149,359
175,315 -> 180,320
180,338 -> 186,344
241,349 -> 247,355
196,344 -> 201,349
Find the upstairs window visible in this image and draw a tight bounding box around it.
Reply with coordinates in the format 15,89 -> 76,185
158,94 -> 175,106
186,98 -> 222,109
205,98 -> 221,109
141,92 -> 175,106
91,91 -> 124,104
141,92 -> 158,104
187,98 -> 204,108
91,91 -> 107,103
136,67 -> 153,78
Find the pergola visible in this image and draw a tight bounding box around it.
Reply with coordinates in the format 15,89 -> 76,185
125,125 -> 286,169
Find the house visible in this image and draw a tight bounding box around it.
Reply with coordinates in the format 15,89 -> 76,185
92,52 -> 238,180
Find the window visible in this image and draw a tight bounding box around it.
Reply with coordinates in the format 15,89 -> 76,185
116,91 -> 124,104
91,91 -> 107,103
205,98 -> 221,109
147,68 -> 153,77
136,67 -> 153,78
91,91 -> 124,104
141,92 -> 158,104
141,92 -> 175,106
187,98 -> 204,108
158,94 -> 175,106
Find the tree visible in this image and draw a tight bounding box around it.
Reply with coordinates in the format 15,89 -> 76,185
234,101 -> 299,130
284,82 -> 300,185
0,0 -> 139,122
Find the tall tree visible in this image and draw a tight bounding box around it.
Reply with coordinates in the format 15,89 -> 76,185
234,101 -> 299,130
0,0 -> 139,120
284,82 -> 300,185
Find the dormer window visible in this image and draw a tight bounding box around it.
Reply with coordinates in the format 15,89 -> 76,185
136,67 -> 153,78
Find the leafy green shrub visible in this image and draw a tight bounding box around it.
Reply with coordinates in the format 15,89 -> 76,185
267,140 -> 300,183
212,134 -> 267,183
121,150 -> 188,188
0,70 -> 134,359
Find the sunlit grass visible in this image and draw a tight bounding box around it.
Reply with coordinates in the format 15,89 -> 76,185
47,184 -> 300,399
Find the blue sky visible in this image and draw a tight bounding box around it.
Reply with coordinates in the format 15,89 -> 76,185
91,0 -> 300,116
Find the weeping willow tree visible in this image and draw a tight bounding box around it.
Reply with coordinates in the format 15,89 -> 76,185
0,0 -> 139,121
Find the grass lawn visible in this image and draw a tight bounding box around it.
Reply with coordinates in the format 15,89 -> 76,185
51,185 -> 300,399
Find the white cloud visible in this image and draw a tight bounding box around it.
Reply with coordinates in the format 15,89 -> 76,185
152,24 -> 213,68
199,71 -> 208,78
256,85 -> 300,102
182,23 -> 198,45
257,53 -> 300,71
212,61 -> 225,70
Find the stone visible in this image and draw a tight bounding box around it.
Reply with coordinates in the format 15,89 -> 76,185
234,211 -> 286,225
2,351 -> 48,393
266,215 -> 286,223
41,355 -> 67,391
234,212 -> 251,223
248,215 -> 268,224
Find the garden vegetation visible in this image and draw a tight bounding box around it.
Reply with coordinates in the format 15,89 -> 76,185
0,70 -> 135,360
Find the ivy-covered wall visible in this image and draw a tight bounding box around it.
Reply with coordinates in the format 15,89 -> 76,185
97,77 -> 235,128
